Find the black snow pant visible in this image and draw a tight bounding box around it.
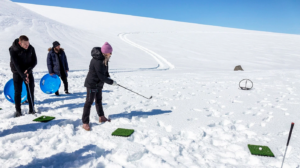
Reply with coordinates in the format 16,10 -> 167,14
82,88 -> 104,124
55,72 -> 68,94
13,73 -> 35,112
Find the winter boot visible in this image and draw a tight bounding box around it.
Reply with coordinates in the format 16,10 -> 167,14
55,90 -> 59,96
15,111 -> 22,117
65,90 -> 71,94
99,116 -> 111,123
29,110 -> 36,115
82,124 -> 90,131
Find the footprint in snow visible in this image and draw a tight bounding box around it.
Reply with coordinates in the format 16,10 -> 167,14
232,100 -> 243,103
187,118 -> 198,121
157,121 -> 172,132
243,110 -> 252,115
262,116 -> 273,122
224,112 -> 234,116
252,112 -> 262,116
193,108 -> 202,112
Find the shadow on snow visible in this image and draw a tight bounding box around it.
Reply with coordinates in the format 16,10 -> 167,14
34,90 -> 110,112
17,144 -> 111,168
0,119 -> 82,138
108,109 -> 172,120
36,90 -> 112,105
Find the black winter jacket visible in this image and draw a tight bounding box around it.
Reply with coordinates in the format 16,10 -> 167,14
47,48 -> 69,77
9,39 -> 37,80
84,47 -> 113,89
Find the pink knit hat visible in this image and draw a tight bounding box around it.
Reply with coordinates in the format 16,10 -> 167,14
101,42 -> 113,54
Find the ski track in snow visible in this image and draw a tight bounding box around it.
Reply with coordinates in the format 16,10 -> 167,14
118,32 -> 175,71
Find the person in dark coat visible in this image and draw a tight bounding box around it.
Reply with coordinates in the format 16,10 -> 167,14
47,41 -> 70,95
9,35 -> 37,117
82,42 -> 117,131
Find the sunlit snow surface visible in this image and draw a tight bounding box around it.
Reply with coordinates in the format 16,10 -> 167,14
0,0 -> 299,167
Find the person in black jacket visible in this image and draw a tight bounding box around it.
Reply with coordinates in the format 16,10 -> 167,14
9,35 -> 37,117
82,42 -> 117,131
47,41 -> 70,95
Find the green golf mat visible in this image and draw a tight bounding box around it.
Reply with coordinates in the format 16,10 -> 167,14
33,116 -> 55,122
112,128 -> 134,137
248,144 -> 275,157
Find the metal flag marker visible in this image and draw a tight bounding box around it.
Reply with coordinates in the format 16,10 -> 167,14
281,122 -> 295,168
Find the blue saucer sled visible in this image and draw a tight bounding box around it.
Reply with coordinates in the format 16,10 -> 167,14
4,79 -> 28,104
40,74 -> 61,94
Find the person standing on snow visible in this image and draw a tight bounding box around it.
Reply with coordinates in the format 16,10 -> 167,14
47,41 -> 70,95
9,35 -> 37,117
82,42 -> 117,131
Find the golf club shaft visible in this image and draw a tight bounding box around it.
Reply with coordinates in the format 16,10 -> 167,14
26,83 -> 35,112
117,84 -> 151,99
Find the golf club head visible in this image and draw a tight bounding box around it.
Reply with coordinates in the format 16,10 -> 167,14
149,96 -> 153,99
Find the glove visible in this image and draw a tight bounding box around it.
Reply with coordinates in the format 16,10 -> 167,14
112,80 -> 118,86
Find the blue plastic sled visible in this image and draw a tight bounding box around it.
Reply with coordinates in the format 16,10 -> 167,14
40,74 -> 61,94
4,79 -> 28,104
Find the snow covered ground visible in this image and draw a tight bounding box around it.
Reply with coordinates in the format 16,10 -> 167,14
0,0 -> 299,167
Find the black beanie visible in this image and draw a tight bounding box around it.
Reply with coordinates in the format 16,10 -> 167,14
53,41 -> 60,48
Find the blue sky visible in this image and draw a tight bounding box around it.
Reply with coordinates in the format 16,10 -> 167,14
13,0 -> 300,35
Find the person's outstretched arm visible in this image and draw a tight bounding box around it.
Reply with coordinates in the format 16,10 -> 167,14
9,49 -> 27,80
26,47 -> 37,74
94,63 -> 113,85
106,64 -> 110,77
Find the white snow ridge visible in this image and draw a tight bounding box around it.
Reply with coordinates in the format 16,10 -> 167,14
0,0 -> 299,167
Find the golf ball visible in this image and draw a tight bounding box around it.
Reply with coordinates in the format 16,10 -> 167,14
259,147 -> 262,150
